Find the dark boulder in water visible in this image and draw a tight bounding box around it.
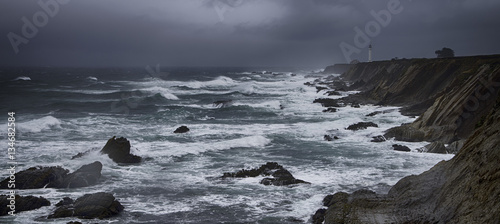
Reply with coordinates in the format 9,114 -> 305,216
0,162 -> 102,189
324,135 -> 339,141
260,168 -> 309,186
346,122 -> 378,131
48,192 -> 124,219
313,98 -> 343,107
0,166 -> 68,189
101,136 -> 141,164
174,126 -> 190,133
322,107 -> 337,113
371,135 -> 386,142
316,86 -> 328,92
392,144 -> 411,152
326,90 -> 342,96
222,162 -> 310,186
61,161 -> 102,188
351,103 -> 361,108
213,100 -> 233,108
0,195 -> 50,216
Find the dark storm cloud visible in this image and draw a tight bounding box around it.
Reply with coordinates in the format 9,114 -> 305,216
1,0 -> 500,67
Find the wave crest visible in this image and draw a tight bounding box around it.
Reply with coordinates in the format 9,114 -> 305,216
18,116 -> 62,133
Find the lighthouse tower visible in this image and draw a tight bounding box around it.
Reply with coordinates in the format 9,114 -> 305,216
368,44 -> 372,62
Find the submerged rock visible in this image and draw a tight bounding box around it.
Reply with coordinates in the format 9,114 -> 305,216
48,192 -> 124,219
0,195 -> 50,216
392,144 -> 411,152
0,161 -> 102,189
222,162 -> 309,186
174,126 -> 190,133
101,136 -> 141,164
346,122 -> 378,131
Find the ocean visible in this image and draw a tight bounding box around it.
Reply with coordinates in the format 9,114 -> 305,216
0,67 -> 453,223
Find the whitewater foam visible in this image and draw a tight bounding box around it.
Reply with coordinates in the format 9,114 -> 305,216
17,116 -> 62,133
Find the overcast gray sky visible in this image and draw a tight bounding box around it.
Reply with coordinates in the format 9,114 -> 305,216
1,0 -> 500,68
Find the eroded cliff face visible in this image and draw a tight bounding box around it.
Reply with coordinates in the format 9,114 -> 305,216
342,55 -> 500,144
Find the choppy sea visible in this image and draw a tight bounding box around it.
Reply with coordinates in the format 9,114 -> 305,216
0,67 -> 453,223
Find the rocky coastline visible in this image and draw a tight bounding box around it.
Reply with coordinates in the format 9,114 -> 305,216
313,55 -> 500,223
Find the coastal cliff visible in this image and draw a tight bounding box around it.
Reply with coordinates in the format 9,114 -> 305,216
315,55 -> 500,223
342,55 -> 500,144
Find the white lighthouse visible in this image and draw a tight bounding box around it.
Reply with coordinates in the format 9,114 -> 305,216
368,44 -> 372,62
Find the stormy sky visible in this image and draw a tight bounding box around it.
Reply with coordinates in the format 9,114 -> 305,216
1,0 -> 500,68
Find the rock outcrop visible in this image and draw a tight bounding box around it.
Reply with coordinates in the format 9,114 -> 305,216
0,195 -> 50,216
101,136 -> 141,164
48,192 -> 124,219
222,162 -> 310,186
174,126 -> 190,133
0,161 -> 102,189
346,122 -> 378,131
340,55 -> 500,144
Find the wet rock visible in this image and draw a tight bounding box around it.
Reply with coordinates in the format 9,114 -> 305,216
0,162 -> 102,189
446,140 -> 465,154
384,125 -> 425,142
61,161 -> 102,188
366,111 -> 382,117
0,195 -> 50,216
48,192 -> 124,219
174,126 -> 190,133
371,135 -> 386,142
56,197 -> 74,207
351,103 -> 361,108
260,168 -> 309,186
100,137 -> 141,164
324,135 -> 334,141
311,208 -> 326,224
213,100 -> 233,108
346,122 -> 378,131
392,144 -> 411,152
326,90 -> 341,96
316,86 -> 328,92
67,222 -> 83,224
313,98 -> 343,107
323,192 -> 349,207
0,166 -> 68,189
419,141 -> 447,154
322,107 -> 337,113
222,162 -> 309,186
